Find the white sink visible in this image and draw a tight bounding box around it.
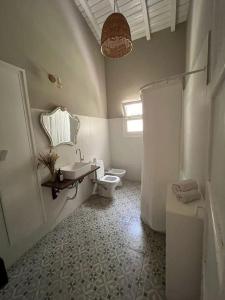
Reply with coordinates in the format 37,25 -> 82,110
61,162 -> 91,180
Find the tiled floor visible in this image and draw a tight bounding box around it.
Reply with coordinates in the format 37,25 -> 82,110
0,181 -> 165,300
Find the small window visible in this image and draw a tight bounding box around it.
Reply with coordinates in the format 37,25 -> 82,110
122,100 -> 143,135
123,101 -> 142,117
127,119 -> 143,132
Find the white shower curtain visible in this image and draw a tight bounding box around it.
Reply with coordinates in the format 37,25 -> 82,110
141,79 -> 182,232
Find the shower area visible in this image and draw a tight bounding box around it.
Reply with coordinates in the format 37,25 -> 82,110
140,67 -> 205,233
140,78 -> 183,232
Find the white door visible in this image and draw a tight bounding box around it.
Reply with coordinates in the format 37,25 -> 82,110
0,61 -> 43,245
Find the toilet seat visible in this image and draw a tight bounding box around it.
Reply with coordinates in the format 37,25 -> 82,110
105,168 -> 126,187
99,175 -> 120,183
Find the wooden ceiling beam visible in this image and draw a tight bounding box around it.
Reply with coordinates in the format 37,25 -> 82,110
170,0 -> 177,32
108,0 -> 119,12
77,0 -> 101,38
140,0 -> 151,40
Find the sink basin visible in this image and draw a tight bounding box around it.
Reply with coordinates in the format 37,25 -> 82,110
61,162 -> 91,180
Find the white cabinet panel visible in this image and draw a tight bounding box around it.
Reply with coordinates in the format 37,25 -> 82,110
166,186 -> 204,300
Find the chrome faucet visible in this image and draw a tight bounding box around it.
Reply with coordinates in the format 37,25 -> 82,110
76,148 -> 84,162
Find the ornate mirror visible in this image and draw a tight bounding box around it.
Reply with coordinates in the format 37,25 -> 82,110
40,107 -> 80,147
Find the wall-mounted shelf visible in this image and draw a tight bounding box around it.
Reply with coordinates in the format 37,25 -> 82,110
42,165 -> 99,199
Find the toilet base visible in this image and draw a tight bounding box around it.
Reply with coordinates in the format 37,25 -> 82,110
98,184 -> 116,198
118,179 -> 122,187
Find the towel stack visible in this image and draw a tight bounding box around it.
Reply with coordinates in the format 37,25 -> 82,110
172,179 -> 201,204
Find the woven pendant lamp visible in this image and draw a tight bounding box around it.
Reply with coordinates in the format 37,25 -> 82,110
101,2 -> 132,58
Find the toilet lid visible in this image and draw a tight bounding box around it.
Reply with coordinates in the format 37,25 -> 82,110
106,168 -> 126,176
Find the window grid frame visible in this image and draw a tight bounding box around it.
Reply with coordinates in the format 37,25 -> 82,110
122,100 -> 143,136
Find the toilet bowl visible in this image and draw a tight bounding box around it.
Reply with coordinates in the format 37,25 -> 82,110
105,168 -> 126,186
94,160 -> 120,198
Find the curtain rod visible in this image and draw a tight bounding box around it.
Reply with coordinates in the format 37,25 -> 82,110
139,67 -> 206,92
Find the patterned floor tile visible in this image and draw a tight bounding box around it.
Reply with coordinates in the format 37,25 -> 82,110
0,181 -> 165,300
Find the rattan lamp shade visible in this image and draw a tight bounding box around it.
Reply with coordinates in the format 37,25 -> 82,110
101,13 -> 133,58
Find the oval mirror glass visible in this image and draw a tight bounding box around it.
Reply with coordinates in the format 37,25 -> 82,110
40,107 -> 80,147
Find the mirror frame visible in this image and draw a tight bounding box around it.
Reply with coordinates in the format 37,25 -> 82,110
40,106 -> 80,147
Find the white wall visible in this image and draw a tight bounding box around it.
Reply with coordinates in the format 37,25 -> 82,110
184,0 -> 225,298
0,0 -> 107,118
109,118 -> 142,181
182,0 -> 213,194
1,108 -> 110,267
32,108 -> 111,220
207,1 -> 225,298
182,37 -> 210,193
106,24 -> 186,118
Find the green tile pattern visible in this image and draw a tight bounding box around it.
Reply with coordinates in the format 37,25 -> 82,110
0,181 -> 165,300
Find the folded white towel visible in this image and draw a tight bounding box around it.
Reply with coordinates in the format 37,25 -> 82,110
172,179 -> 198,194
176,189 -> 201,204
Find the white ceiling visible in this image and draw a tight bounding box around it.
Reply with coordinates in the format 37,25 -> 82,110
74,0 -> 190,43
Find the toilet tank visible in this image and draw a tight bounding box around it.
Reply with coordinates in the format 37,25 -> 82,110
95,160 -> 105,179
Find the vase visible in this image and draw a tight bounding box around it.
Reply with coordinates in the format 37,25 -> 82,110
49,171 -> 56,182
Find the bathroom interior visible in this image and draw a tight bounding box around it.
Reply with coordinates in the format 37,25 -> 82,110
0,0 -> 224,299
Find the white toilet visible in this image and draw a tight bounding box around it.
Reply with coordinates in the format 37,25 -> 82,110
105,168 -> 126,186
94,160 -> 120,198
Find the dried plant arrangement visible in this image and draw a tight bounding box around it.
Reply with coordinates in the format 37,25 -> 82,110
37,150 -> 59,179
